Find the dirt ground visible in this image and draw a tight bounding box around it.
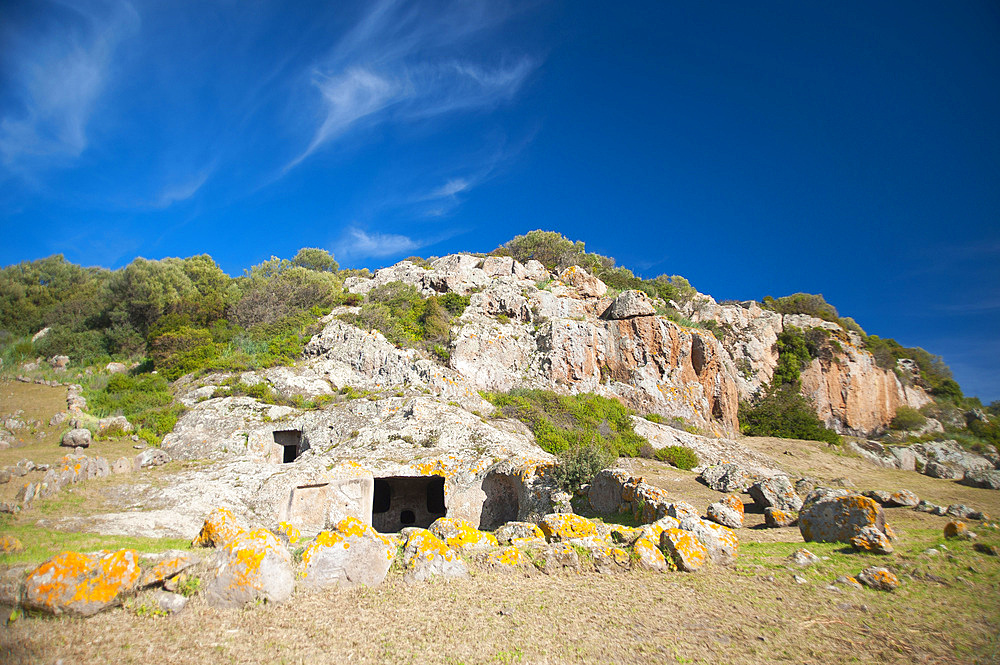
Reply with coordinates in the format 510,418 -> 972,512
2,381 -> 1000,664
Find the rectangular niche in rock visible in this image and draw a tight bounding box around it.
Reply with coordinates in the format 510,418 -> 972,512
273,429 -> 304,463
372,475 -> 446,533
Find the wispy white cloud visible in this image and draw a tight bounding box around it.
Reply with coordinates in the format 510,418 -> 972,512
428,178 -> 470,198
335,227 -> 427,260
285,0 -> 538,170
0,1 -> 139,171
150,168 -> 213,209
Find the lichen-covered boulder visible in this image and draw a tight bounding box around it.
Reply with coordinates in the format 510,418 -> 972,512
538,542 -> 582,574
886,490 -> 920,507
204,529 -> 294,608
23,549 -> 141,616
749,476 -> 802,512
857,566 -> 900,591
538,513 -> 597,542
494,521 -> 546,547
0,535 -> 23,553
699,463 -> 754,493
483,546 -> 525,569
401,529 -> 469,583
960,469 -> 1000,491
706,494 -> 744,528
850,525 -> 894,554
944,521 -> 969,540
138,551 -> 194,588
301,516 -> 395,589
557,265 -> 607,298
678,517 -> 738,564
660,528 -> 708,572
192,507 -> 245,548
798,491 -> 886,544
588,544 -> 631,574
666,501 -> 700,522
429,517 -> 499,552
631,535 -> 669,572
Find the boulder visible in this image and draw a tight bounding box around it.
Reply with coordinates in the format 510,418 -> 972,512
482,546 -> 526,569
494,521 -> 545,546
204,529 -> 294,608
0,535 -> 24,553
429,518 -> 498,552
587,468 -> 631,514
61,428 -> 92,448
536,542 -> 582,574
706,494 -> 744,528
850,525 -> 894,554
631,535 -> 669,572
97,416 -> 133,436
151,590 -> 188,614
192,507 -> 246,548
946,504 -> 974,519
677,517 -> 738,564
23,550 -> 141,616
138,552 -> 196,588
862,490 -> 892,505
925,461 -> 962,480
914,500 -> 946,516
49,355 -> 70,369
789,549 -> 820,567
401,529 -> 469,583
699,464 -> 754,493
886,490 -> 920,507
601,290 -> 656,320
135,448 -> 171,469
960,469 -> 1000,491
538,513 -> 597,542
660,528 -> 709,572
799,491 -> 887,544
557,266 -> 607,298
105,362 -> 128,374
748,476 -> 802,512
857,566 -> 900,591
301,517 -> 395,589
944,521 -> 969,540
666,501 -> 700,522
111,457 -> 133,474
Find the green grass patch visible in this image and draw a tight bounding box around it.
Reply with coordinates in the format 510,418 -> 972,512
83,372 -> 185,446
0,517 -> 191,567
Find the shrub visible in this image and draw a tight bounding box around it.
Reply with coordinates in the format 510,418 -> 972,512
550,443 -> 617,493
890,406 -> 927,431
84,373 -> 185,445
738,385 -> 841,445
654,445 -> 699,470
761,293 -> 839,323
482,388 -> 647,457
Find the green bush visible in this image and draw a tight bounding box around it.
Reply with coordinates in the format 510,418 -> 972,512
761,293 -> 840,323
482,388 -> 647,456
654,445 -> 699,470
738,385 -> 841,445
890,406 -> 927,431
84,373 -> 185,445
550,443 -> 617,493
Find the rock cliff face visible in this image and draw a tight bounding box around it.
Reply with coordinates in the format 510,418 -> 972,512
683,296 -> 931,435
346,256 -> 741,434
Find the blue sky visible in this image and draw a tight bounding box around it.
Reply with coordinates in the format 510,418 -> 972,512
2,1 -> 999,402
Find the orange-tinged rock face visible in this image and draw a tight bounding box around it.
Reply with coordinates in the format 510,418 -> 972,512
24,549 -> 140,616
0,535 -> 23,553
722,494 -> 744,516
944,521 -> 969,539
138,554 -> 193,588
192,507 -> 245,548
661,528 -> 708,572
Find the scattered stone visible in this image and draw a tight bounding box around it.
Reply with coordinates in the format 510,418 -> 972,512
49,412 -> 68,427
862,490 -> 892,505
111,457 -> 133,474
401,528 -> 469,583
192,507 -> 246,548
792,575 -> 807,584
538,542 -> 582,575
886,490 -> 920,507
666,501 -> 701,522
49,355 -> 70,369
204,529 -> 294,608
138,552 -> 195,588
631,534 -> 669,572
60,428 -> 92,448
835,575 -> 864,590
850,525 -> 894,555
960,469 -> 1000,491
789,549 -> 820,566
105,362 -> 128,374
0,535 -> 24,553
799,490 -> 887,544
495,521 -> 545,546
763,507 -> 796,528
135,448 -> 170,469
749,476 -> 802,512
706,494 -> 744,528
660,528 -> 709,572
151,590 -> 188,614
23,550 -> 141,616
699,463 -> 754,493
973,543 -> 999,556
0,470 -> 10,485
857,566 -> 900,591
944,521 -> 970,540
915,500 -> 947,516
946,504 -> 974,519
538,513 -> 597,542
301,517 -> 396,589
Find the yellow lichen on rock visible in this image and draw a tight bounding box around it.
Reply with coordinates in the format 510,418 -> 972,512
277,521 -> 301,544
0,535 -> 24,553
192,507 -> 245,548
660,528 -> 708,572
430,517 -> 499,551
538,513 -> 597,542
486,546 -> 524,567
23,549 -> 140,616
138,554 -> 193,588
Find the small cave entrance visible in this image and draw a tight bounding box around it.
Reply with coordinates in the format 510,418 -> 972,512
479,471 -> 519,530
274,429 -> 305,463
372,476 -> 446,533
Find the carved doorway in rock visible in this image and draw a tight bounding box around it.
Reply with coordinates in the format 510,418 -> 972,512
372,475 -> 446,532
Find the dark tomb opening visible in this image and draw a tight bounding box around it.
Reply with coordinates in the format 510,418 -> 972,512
479,471 -> 519,530
273,429 -> 303,463
372,475 -> 446,532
